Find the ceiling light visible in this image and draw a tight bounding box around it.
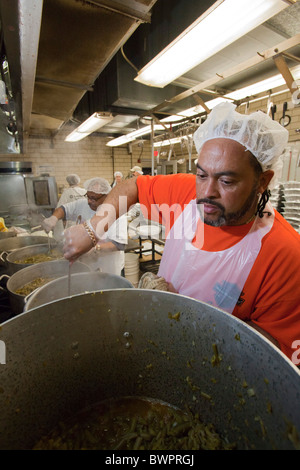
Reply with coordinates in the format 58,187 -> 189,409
134,0 -> 288,88
226,65 -> 300,100
65,112 -> 114,142
107,63 -> 300,148
153,136 -> 191,147
160,65 -> 300,120
106,118 -> 184,147
64,131 -> 91,142
106,126 -> 155,147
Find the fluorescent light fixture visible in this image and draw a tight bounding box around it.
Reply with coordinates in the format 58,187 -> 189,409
65,112 -> 114,142
226,65 -> 300,100
134,0 -> 288,88
106,97 -> 231,147
106,126 -> 155,147
64,131 -> 91,142
106,118 -> 185,147
107,64 -> 300,148
153,135 -> 193,147
161,65 -> 300,120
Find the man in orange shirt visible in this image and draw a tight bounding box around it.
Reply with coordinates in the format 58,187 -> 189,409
63,103 -> 300,363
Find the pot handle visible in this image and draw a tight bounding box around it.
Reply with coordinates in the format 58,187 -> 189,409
0,274 -> 10,291
24,289 -> 37,306
0,251 -> 8,266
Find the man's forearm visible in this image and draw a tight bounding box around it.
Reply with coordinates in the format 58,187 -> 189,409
52,206 -> 66,220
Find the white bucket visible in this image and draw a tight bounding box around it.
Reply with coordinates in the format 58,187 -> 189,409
124,253 -> 140,287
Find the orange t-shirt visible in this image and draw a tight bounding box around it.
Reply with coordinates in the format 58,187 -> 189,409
137,173 -> 300,362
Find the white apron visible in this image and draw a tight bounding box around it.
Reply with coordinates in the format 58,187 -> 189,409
158,199 -> 274,313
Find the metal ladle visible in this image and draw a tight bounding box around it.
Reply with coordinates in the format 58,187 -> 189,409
47,231 -> 52,254
67,215 -> 82,296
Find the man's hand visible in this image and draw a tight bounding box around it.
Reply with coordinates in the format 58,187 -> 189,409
42,215 -> 58,233
63,224 -> 93,262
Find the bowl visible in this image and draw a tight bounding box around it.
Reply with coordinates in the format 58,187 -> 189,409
136,225 -> 160,239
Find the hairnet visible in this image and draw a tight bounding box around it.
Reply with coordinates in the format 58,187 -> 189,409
83,177 -> 111,195
114,171 -> 123,178
193,102 -> 289,168
66,174 -> 80,186
130,165 -> 143,175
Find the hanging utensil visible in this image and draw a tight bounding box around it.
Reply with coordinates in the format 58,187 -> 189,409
266,92 -> 273,117
279,102 -> 291,127
167,143 -> 174,161
156,140 -> 163,164
271,104 -> 277,121
187,134 -> 194,173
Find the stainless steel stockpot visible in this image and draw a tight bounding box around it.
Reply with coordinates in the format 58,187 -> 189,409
0,289 -> 299,450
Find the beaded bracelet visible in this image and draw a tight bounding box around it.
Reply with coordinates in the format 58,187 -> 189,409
83,221 -> 97,247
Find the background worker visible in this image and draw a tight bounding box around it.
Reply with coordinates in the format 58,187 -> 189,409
112,171 -> 123,188
56,174 -> 86,206
130,166 -> 143,177
43,177 -> 127,276
128,166 -> 143,216
62,102 -> 300,363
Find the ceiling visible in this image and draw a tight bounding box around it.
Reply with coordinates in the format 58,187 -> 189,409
0,0 -> 300,153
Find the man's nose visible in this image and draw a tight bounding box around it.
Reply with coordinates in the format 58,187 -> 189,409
202,178 -> 219,199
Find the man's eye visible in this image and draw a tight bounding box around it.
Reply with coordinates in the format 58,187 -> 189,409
221,179 -> 233,185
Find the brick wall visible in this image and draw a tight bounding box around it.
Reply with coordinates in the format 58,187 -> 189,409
0,125 -> 146,194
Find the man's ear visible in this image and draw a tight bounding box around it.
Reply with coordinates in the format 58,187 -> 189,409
259,170 -> 274,193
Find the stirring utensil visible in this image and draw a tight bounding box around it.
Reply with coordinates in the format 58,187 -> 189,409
67,215 -> 82,296
68,260 -> 71,296
47,231 -> 52,254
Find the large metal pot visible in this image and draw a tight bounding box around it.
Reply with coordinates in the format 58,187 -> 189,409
0,290 -> 299,450
0,235 -> 48,254
2,243 -> 61,274
2,259 -> 91,315
24,271 -> 133,311
0,231 -> 16,240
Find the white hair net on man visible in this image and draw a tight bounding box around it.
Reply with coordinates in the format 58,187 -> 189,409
193,102 -> 289,168
83,177 -> 111,195
66,174 -> 80,186
114,171 -> 123,178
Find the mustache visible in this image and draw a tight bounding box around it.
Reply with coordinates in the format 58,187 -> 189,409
196,198 -> 225,212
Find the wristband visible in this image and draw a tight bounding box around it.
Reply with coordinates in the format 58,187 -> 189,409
83,221 -> 98,247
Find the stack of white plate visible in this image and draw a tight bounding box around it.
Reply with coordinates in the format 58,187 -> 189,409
281,181 -> 300,231
269,184 -> 284,215
124,252 -> 140,287
136,224 -> 161,239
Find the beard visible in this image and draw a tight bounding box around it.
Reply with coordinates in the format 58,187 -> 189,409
196,182 -> 259,227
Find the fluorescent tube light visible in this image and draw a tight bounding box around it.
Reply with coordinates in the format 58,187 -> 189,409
65,112 -> 114,142
226,65 -> 300,100
160,65 -> 300,120
106,126 -> 155,147
65,131 -> 91,142
153,135 -> 193,147
106,118 -> 185,147
134,0 -> 288,88
107,64 -> 300,148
